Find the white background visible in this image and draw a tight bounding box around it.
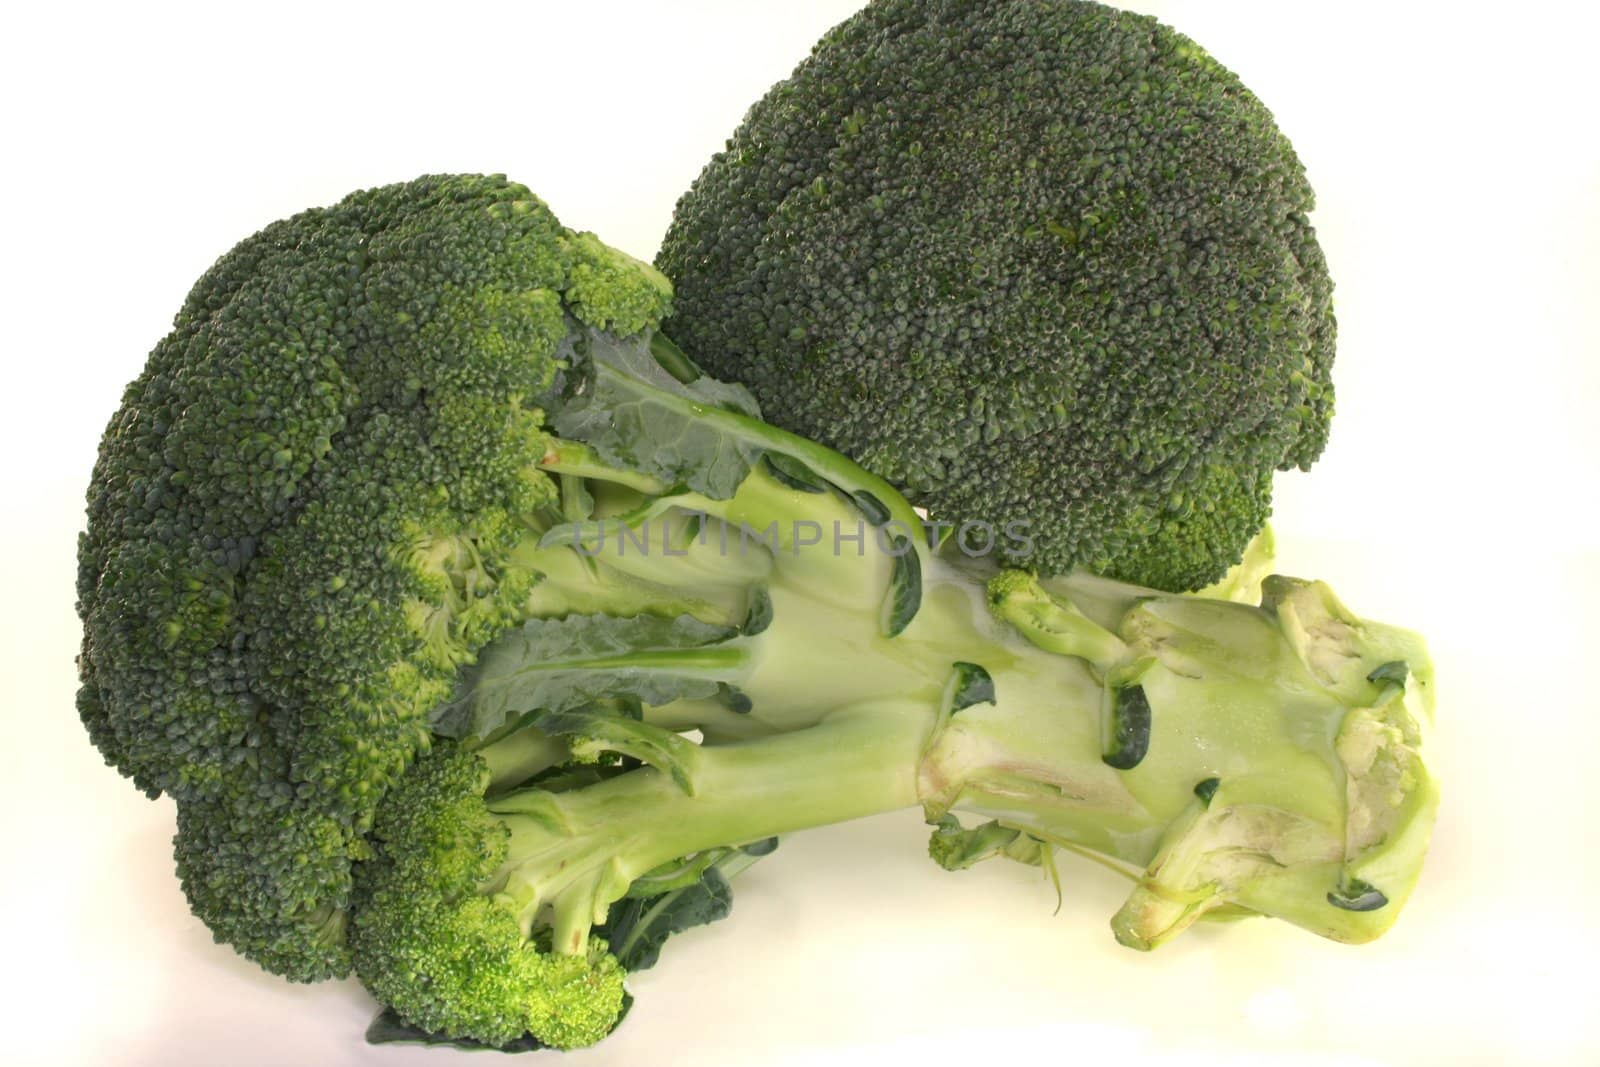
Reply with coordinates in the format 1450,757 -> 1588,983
3,1 -> 1597,1064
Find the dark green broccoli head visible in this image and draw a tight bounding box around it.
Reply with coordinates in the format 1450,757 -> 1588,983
76,174 -> 672,979
657,0 -> 1335,589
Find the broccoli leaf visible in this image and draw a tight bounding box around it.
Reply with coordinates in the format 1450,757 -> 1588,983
762,451 -> 830,493
882,536 -> 922,637
433,613 -> 743,740
554,330 -> 763,498
927,815 -> 1047,871
365,1007 -> 549,1052
945,661 -> 996,715
598,868 -> 735,973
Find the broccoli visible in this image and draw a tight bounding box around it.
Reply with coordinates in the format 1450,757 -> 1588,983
657,0 -> 1336,591
78,175 -> 1434,1050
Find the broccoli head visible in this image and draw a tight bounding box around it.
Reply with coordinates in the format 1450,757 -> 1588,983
76,174 -> 675,980
657,0 -> 1336,589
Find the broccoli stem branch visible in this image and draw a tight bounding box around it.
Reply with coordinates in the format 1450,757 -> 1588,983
489,704 -> 930,954
476,728 -> 569,793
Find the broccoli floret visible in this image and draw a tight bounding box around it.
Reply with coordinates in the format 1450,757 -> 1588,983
657,0 -> 1335,590
79,175 -> 1432,1051
348,746 -> 625,1050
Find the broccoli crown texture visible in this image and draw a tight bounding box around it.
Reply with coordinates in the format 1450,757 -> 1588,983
657,0 -> 1336,589
76,174 -> 673,980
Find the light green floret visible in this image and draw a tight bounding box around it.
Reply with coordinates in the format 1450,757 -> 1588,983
350,748 -> 626,1050
560,232 -> 674,337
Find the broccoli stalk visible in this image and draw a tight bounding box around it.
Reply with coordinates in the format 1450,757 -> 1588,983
351,420 -> 1436,1046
